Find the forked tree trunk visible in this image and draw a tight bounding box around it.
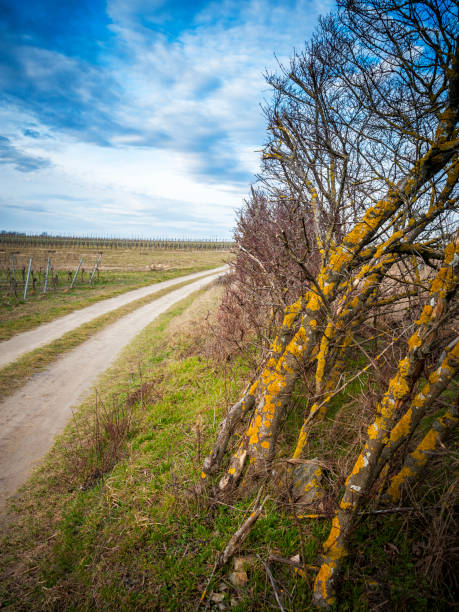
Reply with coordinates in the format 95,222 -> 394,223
312,237 -> 458,608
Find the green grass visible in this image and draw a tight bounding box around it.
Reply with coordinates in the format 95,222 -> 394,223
0,299 -> 455,611
0,287 -> 253,609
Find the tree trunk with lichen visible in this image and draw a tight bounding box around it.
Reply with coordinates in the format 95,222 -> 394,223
312,237 -> 459,607
384,399 -> 458,504
199,192 -> 458,608
201,128 -> 458,492
196,3 -> 459,608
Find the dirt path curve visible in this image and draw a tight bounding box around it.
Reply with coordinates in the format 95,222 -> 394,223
0,266 -> 227,369
0,270 -> 224,512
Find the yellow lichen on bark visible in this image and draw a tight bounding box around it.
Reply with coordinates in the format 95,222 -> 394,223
373,229 -> 404,259
385,466 -> 414,502
313,516 -> 347,606
416,304 -> 433,325
367,416 -> 383,440
430,269 -> 449,294
270,338 -> 283,355
276,353 -> 295,375
379,339 -> 458,487
324,516 -> 345,555
408,332 -> 422,351
282,296 -> 303,328
308,292 -> 322,312
248,379 -> 259,396
314,562 -> 337,606
388,408 -> 413,443
315,321 -> 333,392
345,452 -> 367,484
292,428 -> 308,460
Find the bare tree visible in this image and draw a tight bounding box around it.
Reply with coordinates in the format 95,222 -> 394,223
201,1 -> 458,607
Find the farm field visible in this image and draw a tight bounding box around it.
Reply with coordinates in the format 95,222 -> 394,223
0,241 -> 232,341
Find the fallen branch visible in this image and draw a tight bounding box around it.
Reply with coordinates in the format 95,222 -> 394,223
217,491 -> 269,568
198,490 -> 268,608
294,505 -> 451,520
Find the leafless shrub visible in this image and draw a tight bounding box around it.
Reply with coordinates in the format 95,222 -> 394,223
213,190 -> 320,359
60,393 -> 134,490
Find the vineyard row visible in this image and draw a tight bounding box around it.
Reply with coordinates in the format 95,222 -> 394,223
0,234 -> 233,250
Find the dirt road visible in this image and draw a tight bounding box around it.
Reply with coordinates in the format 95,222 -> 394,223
0,266 -> 226,369
0,270 -> 223,512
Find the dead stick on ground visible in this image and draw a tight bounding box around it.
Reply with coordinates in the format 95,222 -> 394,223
294,505 -> 448,520
199,489 -> 268,608
268,553 -> 318,572
217,490 -> 268,567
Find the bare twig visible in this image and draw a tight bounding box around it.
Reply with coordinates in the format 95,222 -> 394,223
257,554 -> 286,612
217,490 -> 268,568
294,505 -> 451,520
198,490 -> 268,609
268,553 -> 318,572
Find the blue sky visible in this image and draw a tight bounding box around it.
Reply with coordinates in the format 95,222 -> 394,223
0,0 -> 333,238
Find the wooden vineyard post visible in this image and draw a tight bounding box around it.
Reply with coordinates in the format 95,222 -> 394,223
70,257 -> 84,289
23,257 -> 32,300
9,252 -> 18,297
90,253 -> 102,286
10,253 -> 16,283
43,255 -> 52,294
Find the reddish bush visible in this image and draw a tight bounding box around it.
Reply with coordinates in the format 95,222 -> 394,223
215,189 -> 320,358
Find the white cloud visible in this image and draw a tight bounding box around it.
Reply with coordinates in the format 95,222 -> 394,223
1,0 -> 335,237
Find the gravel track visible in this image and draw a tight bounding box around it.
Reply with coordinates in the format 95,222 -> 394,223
0,270 -> 224,512
0,267 -> 226,369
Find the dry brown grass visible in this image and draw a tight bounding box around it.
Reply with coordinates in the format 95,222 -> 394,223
164,283 -> 225,356
0,244 -> 231,272
61,394 -> 134,490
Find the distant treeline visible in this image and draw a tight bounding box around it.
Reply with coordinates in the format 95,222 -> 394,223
0,232 -> 233,250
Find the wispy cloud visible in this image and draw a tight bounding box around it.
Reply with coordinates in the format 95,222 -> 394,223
0,136 -> 51,172
0,0 -> 334,237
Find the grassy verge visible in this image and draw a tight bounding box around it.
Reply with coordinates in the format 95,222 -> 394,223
0,260 -> 229,341
0,292 -> 455,610
0,271 -> 219,401
0,285 -> 246,609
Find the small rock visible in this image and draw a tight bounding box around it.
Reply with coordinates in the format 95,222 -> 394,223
230,597 -> 238,607
290,554 -> 300,564
211,592 -> 225,603
229,570 -> 248,587
233,555 -> 256,571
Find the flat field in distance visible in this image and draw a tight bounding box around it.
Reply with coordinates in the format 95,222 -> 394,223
0,241 -> 232,340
